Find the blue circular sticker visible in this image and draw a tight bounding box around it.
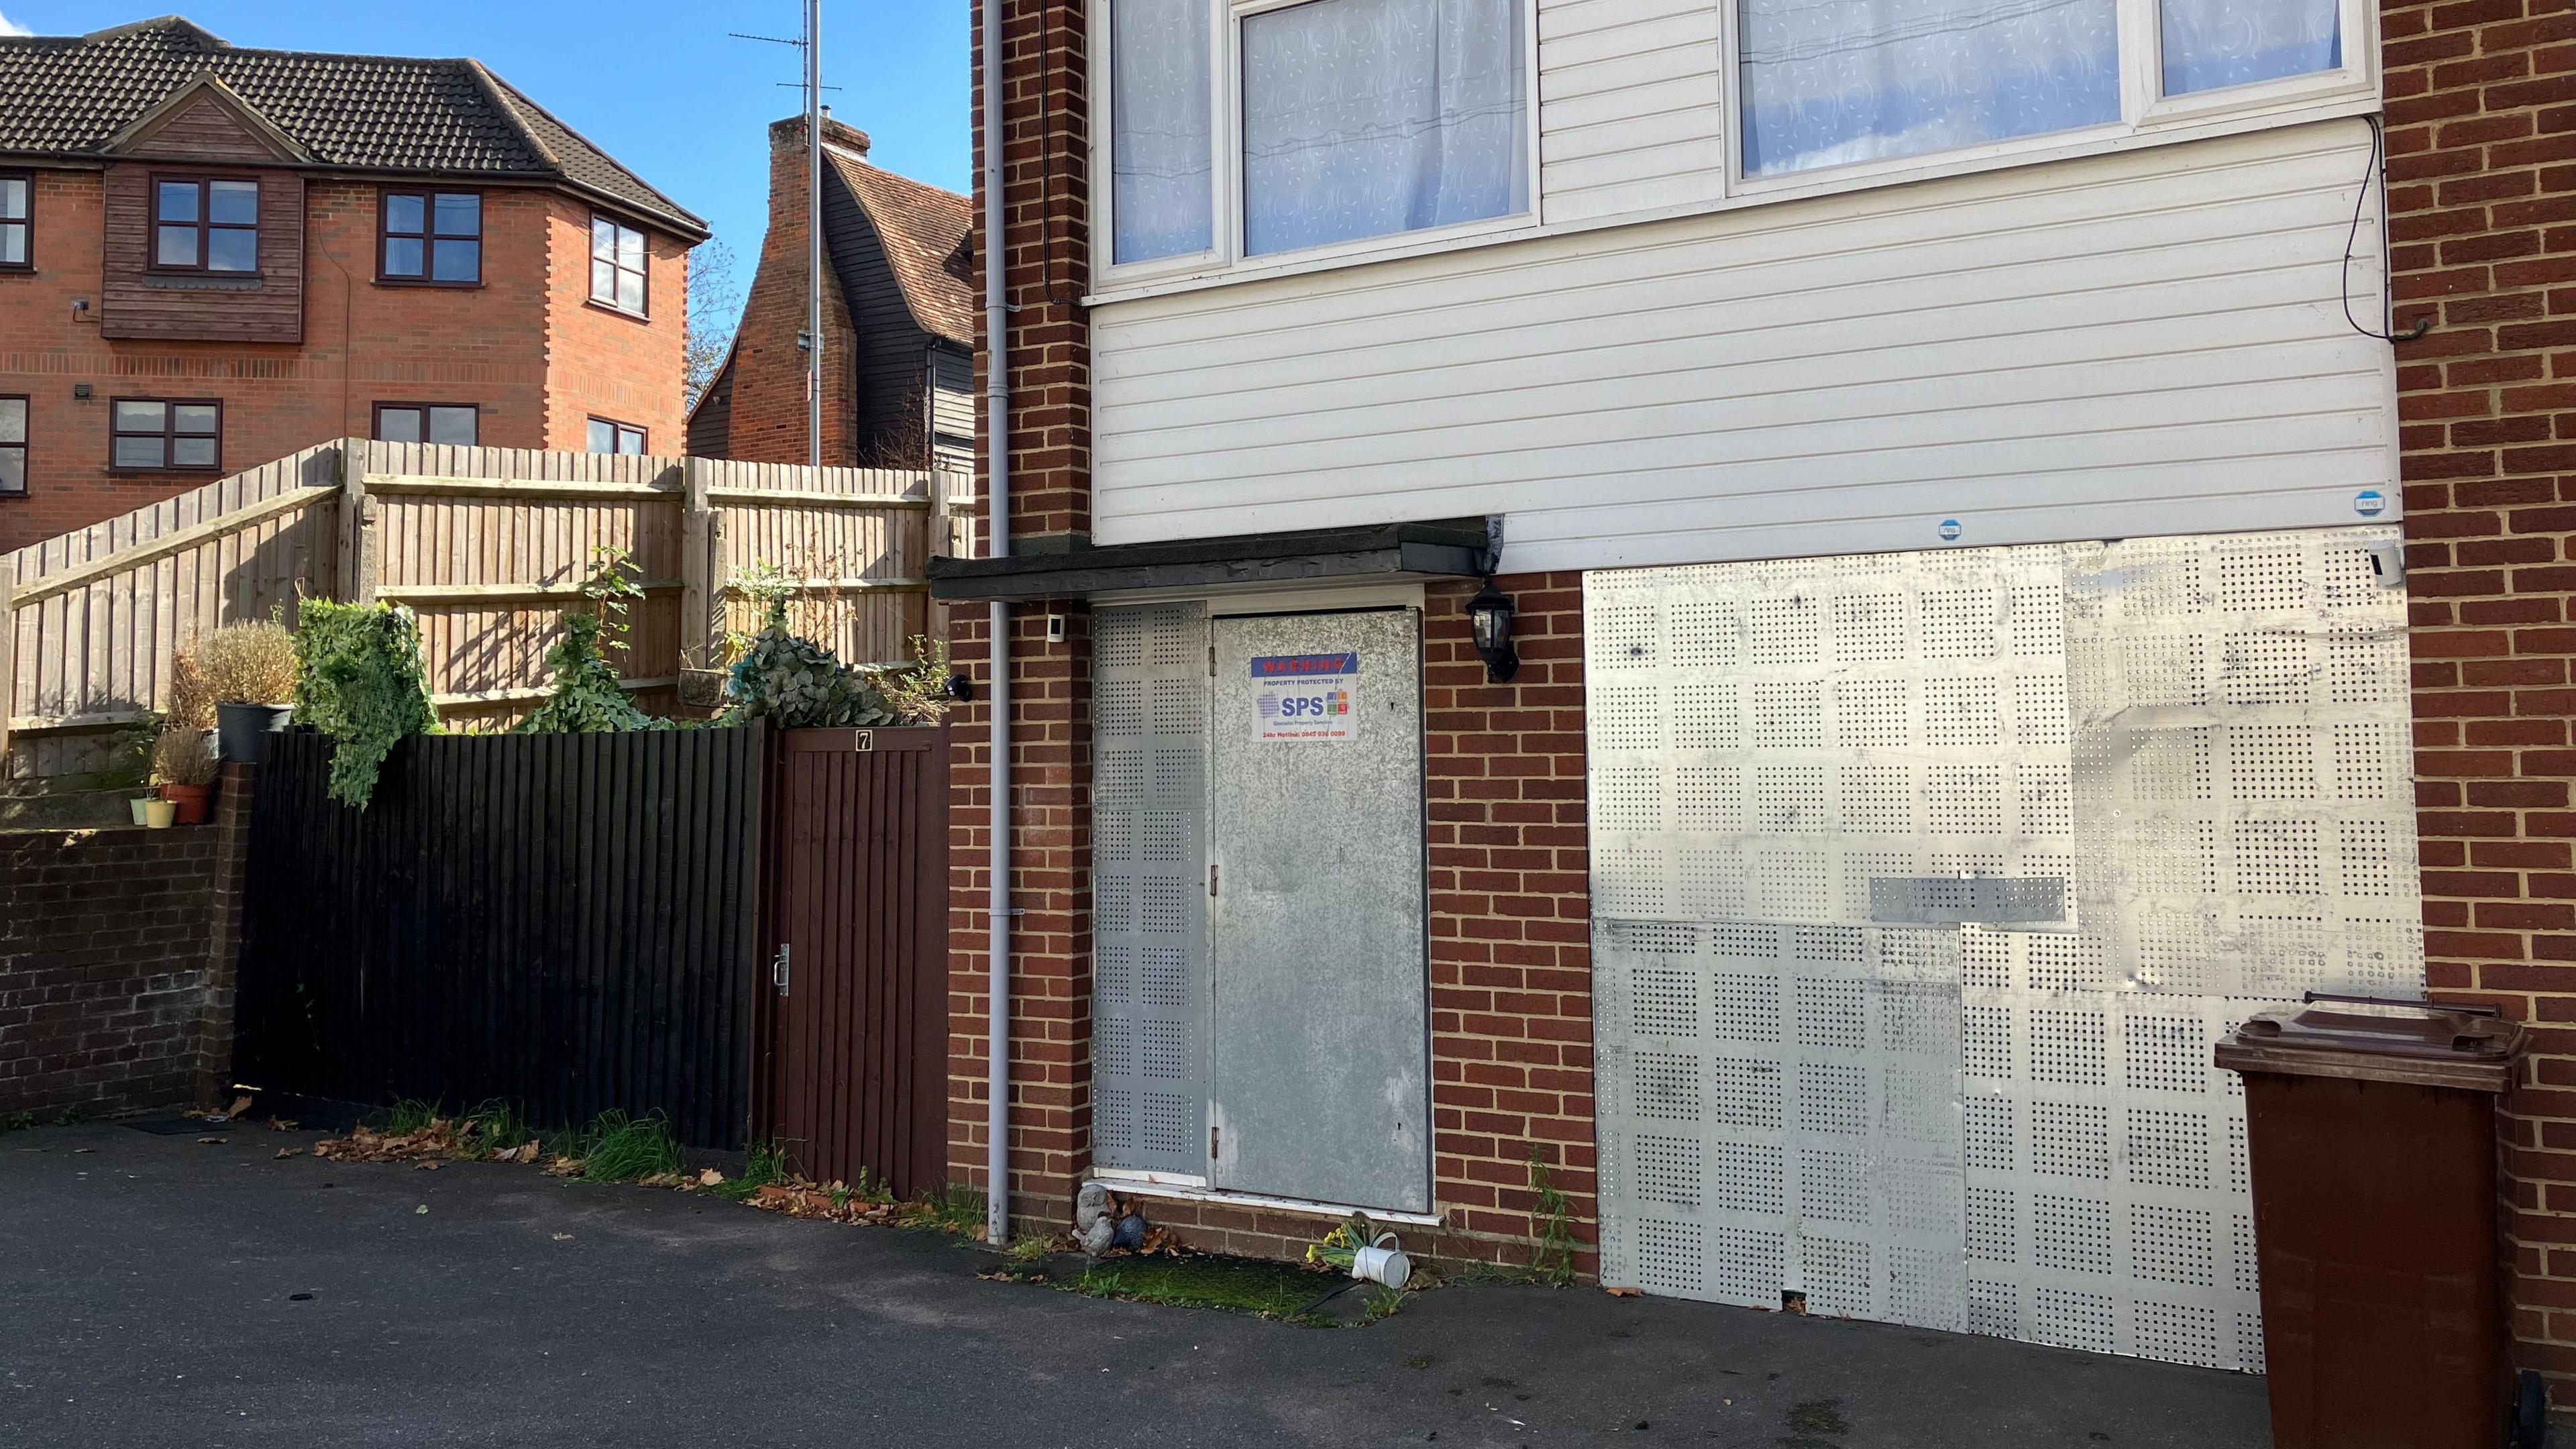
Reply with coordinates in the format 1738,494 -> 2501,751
1937,519 -> 1963,541
2353,489 -> 2387,517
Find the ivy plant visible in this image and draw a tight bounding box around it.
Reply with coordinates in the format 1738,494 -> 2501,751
294,599 -> 437,808
724,623 -> 901,728
519,547 -> 665,735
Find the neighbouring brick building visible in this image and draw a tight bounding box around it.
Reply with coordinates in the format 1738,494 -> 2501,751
935,0 -> 2576,1418
687,113 -> 975,475
0,16 -> 706,556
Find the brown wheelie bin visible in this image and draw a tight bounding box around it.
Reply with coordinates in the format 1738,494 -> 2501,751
2216,996 -> 2533,1449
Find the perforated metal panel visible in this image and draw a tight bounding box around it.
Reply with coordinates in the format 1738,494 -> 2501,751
1597,921 -> 1965,1326
1588,527 -> 2424,1373
1093,603 -> 1210,1176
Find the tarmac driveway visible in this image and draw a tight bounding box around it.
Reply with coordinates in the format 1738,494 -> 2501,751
0,1120 -> 2269,1448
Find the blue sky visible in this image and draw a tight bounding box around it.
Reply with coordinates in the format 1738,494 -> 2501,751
0,2 -> 971,329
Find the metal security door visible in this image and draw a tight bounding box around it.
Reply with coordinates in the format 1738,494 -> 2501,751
1209,610 -> 1430,1212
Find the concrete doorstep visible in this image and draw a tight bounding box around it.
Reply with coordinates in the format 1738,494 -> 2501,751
0,1121 -> 2269,1449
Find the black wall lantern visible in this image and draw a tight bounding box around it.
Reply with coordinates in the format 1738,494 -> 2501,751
1466,579 -> 1519,683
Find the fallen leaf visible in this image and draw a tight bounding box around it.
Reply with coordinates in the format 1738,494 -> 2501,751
697,1167 -> 724,1187
227,1094 -> 254,1118
265,1118 -> 299,1132
274,1147 -> 305,1160
416,1161 -> 442,1171
1604,1287 -> 1642,1298
196,1136 -> 226,1145
414,1204 -> 429,1215
551,1233 -> 574,1242
72,1148 -> 93,1155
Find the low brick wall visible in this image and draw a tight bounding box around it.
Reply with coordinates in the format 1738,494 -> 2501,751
0,770 -> 244,1119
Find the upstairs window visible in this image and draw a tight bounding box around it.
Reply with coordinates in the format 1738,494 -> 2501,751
0,175 -> 28,269
589,216 -> 647,315
111,398 -> 221,472
1102,0 -> 1534,276
0,396 -> 25,494
586,417 -> 647,455
1238,0 -> 1528,257
374,403 -> 480,446
381,190 -> 482,283
1739,0 -> 2354,178
1109,0 -> 1214,264
153,177 -> 258,272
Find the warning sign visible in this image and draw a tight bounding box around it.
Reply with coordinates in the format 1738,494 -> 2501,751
1250,652 -> 1359,741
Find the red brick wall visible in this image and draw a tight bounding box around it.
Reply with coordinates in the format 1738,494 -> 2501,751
0,820 -> 221,1119
2384,0 -> 2576,1399
949,0 -> 1099,1239
0,170 -> 689,557
1421,574 -> 1597,1271
722,118 -> 865,467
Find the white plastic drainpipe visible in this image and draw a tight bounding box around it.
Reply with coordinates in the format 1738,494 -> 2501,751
981,0 -> 1012,1248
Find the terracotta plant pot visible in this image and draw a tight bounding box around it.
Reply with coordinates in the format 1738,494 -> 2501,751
144,799 -> 178,829
160,782 -> 213,826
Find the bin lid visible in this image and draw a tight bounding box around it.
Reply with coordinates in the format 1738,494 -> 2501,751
2214,1000 -> 2525,1093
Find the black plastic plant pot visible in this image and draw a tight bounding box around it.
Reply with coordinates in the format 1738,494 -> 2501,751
215,702 -> 294,763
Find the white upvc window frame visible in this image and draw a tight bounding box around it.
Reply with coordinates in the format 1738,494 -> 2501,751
1721,0 -> 2377,200
1091,0 -> 1545,290
1089,0 -> 2377,303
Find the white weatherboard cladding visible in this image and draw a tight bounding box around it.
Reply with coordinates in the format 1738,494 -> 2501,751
1091,121 -> 2395,574
1092,603 -> 1212,1177
1587,527 -> 2424,1371
1538,0 -> 1728,222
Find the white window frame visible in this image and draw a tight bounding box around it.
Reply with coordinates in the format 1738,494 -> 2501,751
1721,0 -> 2379,201
1090,0 -> 1545,290
1087,0 -> 2379,305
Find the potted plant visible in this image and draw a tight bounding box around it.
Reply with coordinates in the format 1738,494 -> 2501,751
189,619 -> 299,763
151,727 -> 217,825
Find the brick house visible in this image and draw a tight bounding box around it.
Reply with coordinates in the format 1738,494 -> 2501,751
688,113 -> 974,474
0,16 -> 706,556
934,0 -> 2576,1412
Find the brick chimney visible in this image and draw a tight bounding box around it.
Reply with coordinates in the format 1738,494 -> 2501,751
723,111 -> 870,464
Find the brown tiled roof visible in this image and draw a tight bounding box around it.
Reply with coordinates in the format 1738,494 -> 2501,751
826,150 -> 974,347
0,15 -> 705,237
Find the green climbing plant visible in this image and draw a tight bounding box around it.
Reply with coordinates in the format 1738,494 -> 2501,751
1528,1146 -> 1580,1288
293,598 -> 437,808
519,547 -> 665,735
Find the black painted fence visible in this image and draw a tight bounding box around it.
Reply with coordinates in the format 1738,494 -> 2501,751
233,727 -> 763,1148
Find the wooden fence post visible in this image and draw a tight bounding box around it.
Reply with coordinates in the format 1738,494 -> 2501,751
682,455 -> 713,671
335,437 -> 377,604
0,556 -> 16,771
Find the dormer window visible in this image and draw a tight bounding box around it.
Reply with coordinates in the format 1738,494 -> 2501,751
153,177 -> 258,272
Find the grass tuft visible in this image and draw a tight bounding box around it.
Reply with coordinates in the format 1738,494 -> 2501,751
561,1110 -> 683,1183
710,1140 -> 792,1202
924,1182 -> 985,1234
375,1098 -> 442,1135
0,1110 -> 34,1135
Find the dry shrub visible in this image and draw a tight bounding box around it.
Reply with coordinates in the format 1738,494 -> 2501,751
151,727 -> 217,787
193,619 -> 297,705
167,653 -> 216,729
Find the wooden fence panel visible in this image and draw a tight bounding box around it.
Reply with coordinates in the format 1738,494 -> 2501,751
233,726 -> 765,1148
7,442 -> 955,780
3,443 -> 341,782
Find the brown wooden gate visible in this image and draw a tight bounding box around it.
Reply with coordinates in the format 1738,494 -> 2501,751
755,724 -> 950,1198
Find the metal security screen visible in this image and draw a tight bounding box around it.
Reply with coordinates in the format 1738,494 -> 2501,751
1588,527 -> 2423,1371
1092,603 -> 1212,1177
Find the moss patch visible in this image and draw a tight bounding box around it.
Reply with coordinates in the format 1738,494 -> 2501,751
1069,1254 -> 1345,1326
